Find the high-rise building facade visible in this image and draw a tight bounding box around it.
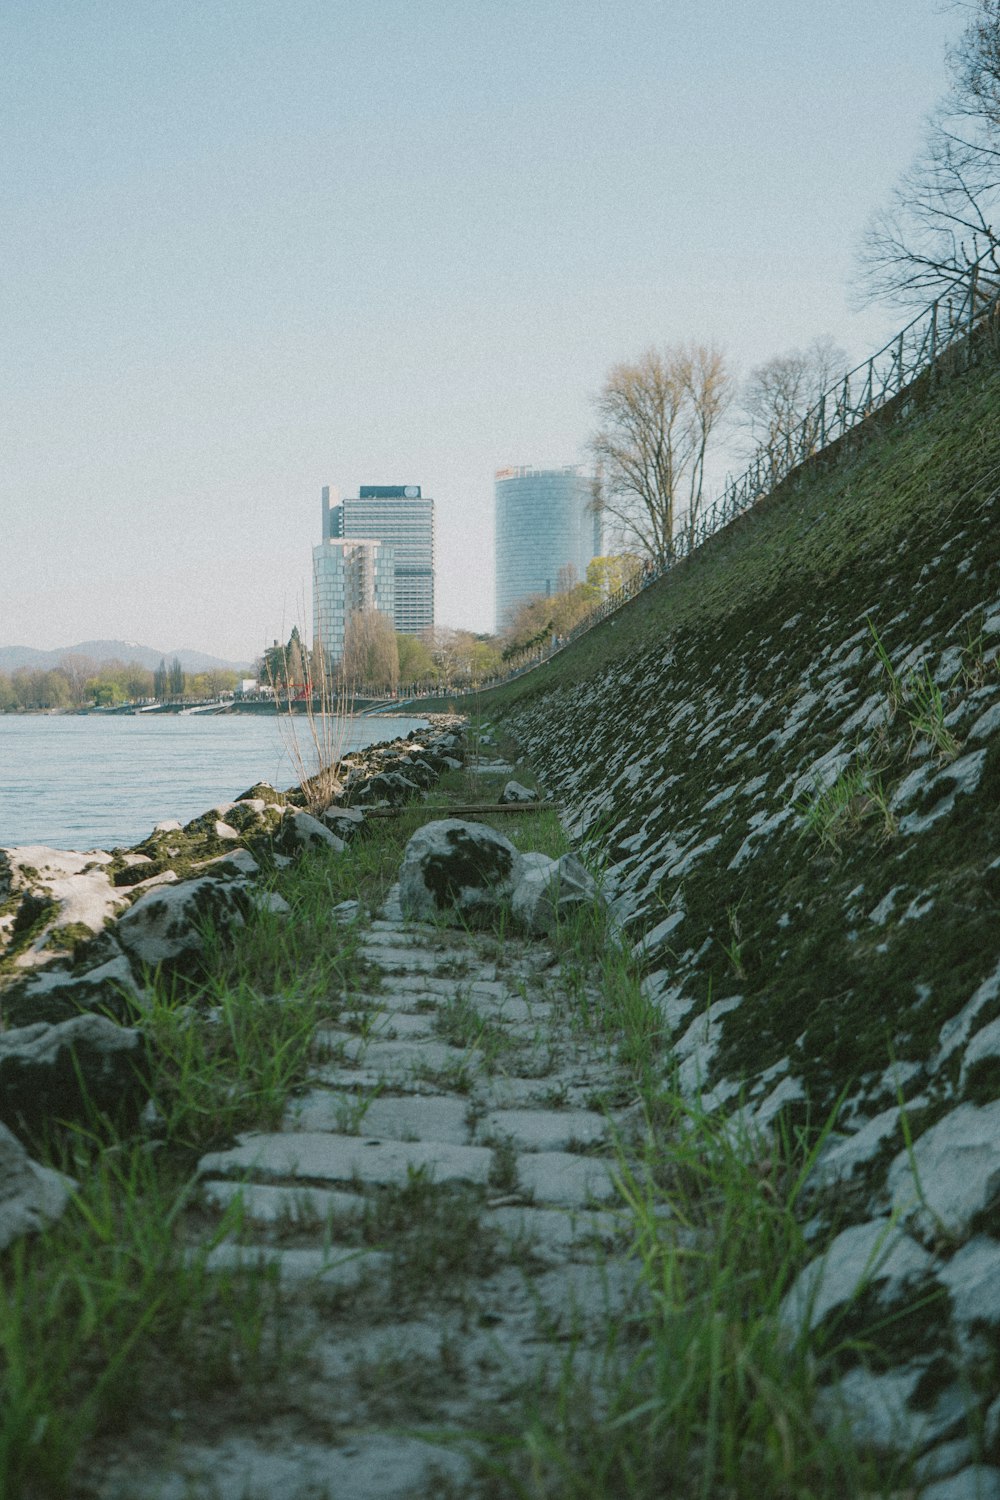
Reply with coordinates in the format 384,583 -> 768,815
322,484 -> 434,636
312,538 -> 396,665
494,466 -> 601,631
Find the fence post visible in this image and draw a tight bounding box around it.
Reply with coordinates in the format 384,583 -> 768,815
929,299 -> 938,368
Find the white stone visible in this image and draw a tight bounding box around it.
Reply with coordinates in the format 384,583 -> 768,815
811,1106 -> 908,1186
201,1242 -> 387,1287
936,960 -> 1000,1067
116,876 -> 248,970
199,1130 -> 496,1188
287,1091 -> 472,1144
921,1468 -> 1000,1500
781,1218 -> 932,1331
500,780 -> 538,803
938,1236 -> 1000,1328
888,1102 -> 1000,1238
961,1018 -> 1000,1094
480,1107 -> 609,1152
0,1122 -> 73,1251
397,819 -> 519,924
201,1179 -> 362,1225
510,851 -> 601,935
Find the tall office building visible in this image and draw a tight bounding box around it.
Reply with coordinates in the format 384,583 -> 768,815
494,466 -> 601,631
322,484 -> 434,636
312,538 -> 396,666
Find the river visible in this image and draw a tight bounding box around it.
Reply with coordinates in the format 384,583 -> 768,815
0,712 -> 428,851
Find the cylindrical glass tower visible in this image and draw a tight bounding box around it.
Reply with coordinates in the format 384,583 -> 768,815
494,466 -> 601,631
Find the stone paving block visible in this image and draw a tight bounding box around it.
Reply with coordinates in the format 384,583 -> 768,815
360,945 -> 478,975
200,1242 -> 387,1287
287,1090 -> 472,1145
488,1203 -> 628,1262
202,1178 -> 363,1226
516,1150 -> 619,1206
314,1031 -> 476,1079
359,1011 -> 438,1041
92,1431 -> 470,1500
199,1130 -> 496,1189
480,1107 -> 610,1152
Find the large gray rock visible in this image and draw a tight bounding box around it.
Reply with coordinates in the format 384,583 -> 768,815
888,1102 -> 1000,1239
510,851 -> 602,934
500,780 -> 539,805
0,1122 -> 73,1250
277,810 -> 346,856
781,1217 -> 932,1333
398,820 -> 519,924
323,806 -> 365,842
0,1014 -> 148,1136
116,875 -> 250,977
0,952 -> 143,1028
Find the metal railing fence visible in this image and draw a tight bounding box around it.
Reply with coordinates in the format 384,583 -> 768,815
386,253 -> 1000,703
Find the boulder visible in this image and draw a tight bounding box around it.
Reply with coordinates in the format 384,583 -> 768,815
0,952 -> 143,1028
398,820 -> 519,925
323,807 -> 365,842
500,780 -> 539,805
888,1102 -> 1000,1240
277,811 -> 346,855
116,875 -> 251,977
196,848 -> 261,881
0,1122 -> 73,1250
356,772 -> 420,807
0,1014 -> 148,1137
510,852 -> 602,935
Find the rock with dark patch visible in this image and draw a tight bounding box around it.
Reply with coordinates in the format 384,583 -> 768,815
356,772 -> 420,807
276,810 -> 346,856
0,952 -> 143,1028
0,1122 -> 73,1250
232,781 -> 287,807
500,780 -> 539,805
323,807 -> 365,842
398,819 -> 519,925
0,1014 -> 149,1138
510,851 -> 601,935
116,876 -> 251,978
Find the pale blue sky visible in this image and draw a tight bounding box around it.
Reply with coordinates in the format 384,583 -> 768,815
1,1 -> 961,660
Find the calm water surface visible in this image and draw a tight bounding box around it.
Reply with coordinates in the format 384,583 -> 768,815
0,713 -> 428,850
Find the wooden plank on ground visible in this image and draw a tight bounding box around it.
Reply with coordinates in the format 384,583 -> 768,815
360,801 -> 554,819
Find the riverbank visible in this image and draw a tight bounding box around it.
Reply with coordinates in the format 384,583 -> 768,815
0,722 -> 911,1499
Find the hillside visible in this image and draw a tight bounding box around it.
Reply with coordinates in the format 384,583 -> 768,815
479,342 -> 1000,1458
0,640 -> 251,674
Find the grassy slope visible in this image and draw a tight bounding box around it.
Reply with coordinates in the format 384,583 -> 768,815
477,349 -> 1000,1127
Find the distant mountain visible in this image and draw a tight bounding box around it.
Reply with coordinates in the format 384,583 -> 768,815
0,640 -> 253,674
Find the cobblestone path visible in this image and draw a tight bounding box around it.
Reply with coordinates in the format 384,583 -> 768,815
91,898 -> 642,1499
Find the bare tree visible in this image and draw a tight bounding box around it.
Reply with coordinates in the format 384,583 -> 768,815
859,1 -> 1000,307
590,344 -> 731,564
740,337 -> 847,484
341,610 -> 399,690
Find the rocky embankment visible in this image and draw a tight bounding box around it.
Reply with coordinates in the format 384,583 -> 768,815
496,393 -> 1000,1481
0,719 -> 467,1241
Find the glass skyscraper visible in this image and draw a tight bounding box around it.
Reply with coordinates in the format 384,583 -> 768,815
323,485 -> 434,636
494,466 -> 601,631
312,538 -> 395,665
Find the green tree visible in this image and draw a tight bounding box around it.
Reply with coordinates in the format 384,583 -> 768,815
396,633 -> 435,684
168,657 -> 185,698
342,611 -> 399,690
586,553 -> 644,598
